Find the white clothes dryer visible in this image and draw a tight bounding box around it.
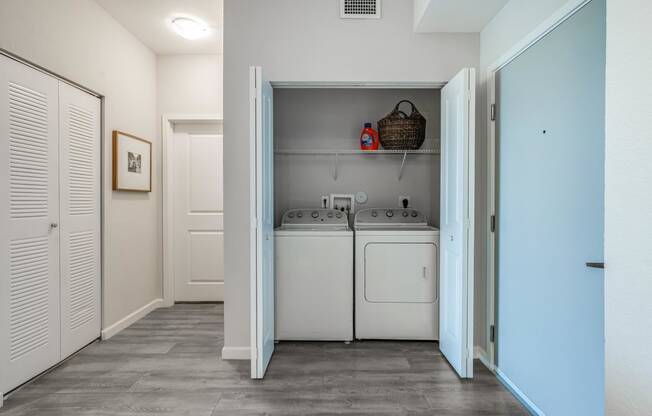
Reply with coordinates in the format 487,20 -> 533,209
354,208 -> 440,340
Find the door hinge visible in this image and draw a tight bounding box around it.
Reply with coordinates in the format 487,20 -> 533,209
490,325 -> 496,343
490,103 -> 496,121
490,215 -> 496,233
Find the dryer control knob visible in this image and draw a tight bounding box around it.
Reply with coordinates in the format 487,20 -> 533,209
386,210 -> 394,217
371,211 -> 378,217
297,212 -> 303,218
411,211 -> 418,217
311,211 -> 319,218
288,213 -> 295,218
327,212 -> 334,218
402,211 -> 409,217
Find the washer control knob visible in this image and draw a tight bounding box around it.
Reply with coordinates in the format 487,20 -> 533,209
327,212 -> 334,218
297,212 -> 303,218
386,210 -> 394,218
288,212 -> 295,218
411,211 -> 418,217
371,210 -> 378,217
402,211 -> 409,217
311,211 -> 319,218
336,212 -> 343,218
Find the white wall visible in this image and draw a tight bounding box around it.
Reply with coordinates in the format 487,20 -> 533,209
223,0 -> 479,353
604,0 -> 652,414
157,54 -> 223,117
0,0 -> 160,328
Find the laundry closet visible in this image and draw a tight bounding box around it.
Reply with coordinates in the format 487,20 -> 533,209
273,87 -> 441,225
249,67 -> 475,380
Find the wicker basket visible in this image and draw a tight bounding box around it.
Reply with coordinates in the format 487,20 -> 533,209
377,100 -> 426,150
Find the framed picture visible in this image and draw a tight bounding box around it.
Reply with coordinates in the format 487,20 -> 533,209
112,130 -> 152,192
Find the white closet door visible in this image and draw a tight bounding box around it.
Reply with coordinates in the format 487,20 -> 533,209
439,68 -> 475,379
58,82 -> 101,359
0,56 -> 61,393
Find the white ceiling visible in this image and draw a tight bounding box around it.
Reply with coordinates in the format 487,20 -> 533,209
95,0 -> 222,55
414,0 -> 509,33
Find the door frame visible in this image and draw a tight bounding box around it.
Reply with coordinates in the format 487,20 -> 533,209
484,0 -> 595,371
161,114 -> 223,307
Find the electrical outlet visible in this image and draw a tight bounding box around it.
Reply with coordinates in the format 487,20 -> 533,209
398,196 -> 411,208
321,196 -> 329,209
330,194 -> 355,213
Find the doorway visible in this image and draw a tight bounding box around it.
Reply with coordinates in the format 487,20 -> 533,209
248,67 -> 476,380
162,115 -> 224,304
489,0 -> 605,413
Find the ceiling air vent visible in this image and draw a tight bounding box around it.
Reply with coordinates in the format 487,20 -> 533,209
340,0 -> 381,19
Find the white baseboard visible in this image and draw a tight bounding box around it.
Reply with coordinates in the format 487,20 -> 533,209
474,345 -> 494,371
221,346 -> 250,360
101,298 -> 163,340
495,367 -> 545,416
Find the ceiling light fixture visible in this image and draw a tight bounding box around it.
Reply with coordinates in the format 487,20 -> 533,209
171,17 -> 208,40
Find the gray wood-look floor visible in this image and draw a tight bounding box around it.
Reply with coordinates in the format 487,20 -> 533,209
0,304 -> 527,415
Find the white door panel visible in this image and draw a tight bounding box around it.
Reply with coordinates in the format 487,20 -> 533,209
0,55 -> 61,393
174,132 -> 224,301
250,66 -> 274,379
439,68 -> 475,379
59,82 -> 101,359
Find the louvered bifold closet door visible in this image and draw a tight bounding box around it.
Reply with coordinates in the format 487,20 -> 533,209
59,83 -> 101,359
0,56 -> 61,394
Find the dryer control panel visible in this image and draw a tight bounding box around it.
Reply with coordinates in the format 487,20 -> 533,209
354,208 -> 428,226
281,209 -> 348,227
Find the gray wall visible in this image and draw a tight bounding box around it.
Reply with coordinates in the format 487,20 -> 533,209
274,88 -> 440,226
223,0 -> 479,353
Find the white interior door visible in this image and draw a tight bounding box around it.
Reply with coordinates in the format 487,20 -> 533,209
173,125 -> 224,301
0,55 -> 61,393
59,82 -> 101,359
439,68 -> 475,378
250,66 -> 274,379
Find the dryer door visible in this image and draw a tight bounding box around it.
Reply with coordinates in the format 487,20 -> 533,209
365,243 -> 437,303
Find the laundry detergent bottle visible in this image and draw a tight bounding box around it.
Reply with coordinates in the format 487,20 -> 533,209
360,123 -> 379,150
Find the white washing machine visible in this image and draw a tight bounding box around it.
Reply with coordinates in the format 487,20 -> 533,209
275,208 -> 353,341
354,208 -> 440,340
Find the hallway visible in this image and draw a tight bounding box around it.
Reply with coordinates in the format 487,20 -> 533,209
0,304 -> 526,415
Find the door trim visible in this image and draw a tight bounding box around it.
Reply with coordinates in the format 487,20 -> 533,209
161,114 -> 223,307
484,0 -> 595,371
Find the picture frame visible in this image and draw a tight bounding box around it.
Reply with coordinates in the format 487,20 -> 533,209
112,130 -> 152,192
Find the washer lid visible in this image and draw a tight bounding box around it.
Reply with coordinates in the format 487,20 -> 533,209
281,208 -> 349,229
354,208 -> 428,228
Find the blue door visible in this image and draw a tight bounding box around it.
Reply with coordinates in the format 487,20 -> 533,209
496,0 -> 605,414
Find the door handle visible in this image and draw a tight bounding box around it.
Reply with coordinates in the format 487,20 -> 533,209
422,266 -> 427,279
586,262 -> 604,269
50,222 -> 58,230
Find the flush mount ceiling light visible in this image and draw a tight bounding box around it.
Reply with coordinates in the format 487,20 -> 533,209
171,17 -> 208,40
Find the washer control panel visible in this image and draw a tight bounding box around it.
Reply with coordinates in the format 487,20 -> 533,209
355,208 -> 427,226
282,209 -> 348,226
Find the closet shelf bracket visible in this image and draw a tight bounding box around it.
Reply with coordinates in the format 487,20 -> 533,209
398,152 -> 408,181
333,152 -> 339,181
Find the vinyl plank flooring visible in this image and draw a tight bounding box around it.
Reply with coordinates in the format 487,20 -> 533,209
0,304 -> 527,416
